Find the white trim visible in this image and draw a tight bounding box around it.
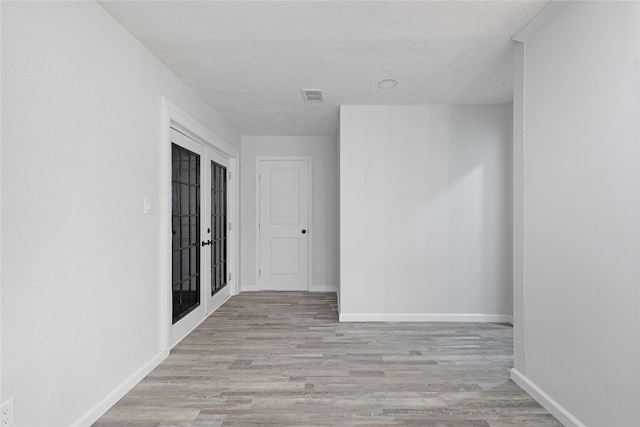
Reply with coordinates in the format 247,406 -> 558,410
163,100 -> 238,157
512,40 -> 527,372
309,285 -> 338,292
160,98 -> 239,351
239,283 -> 257,292
254,159 -> 260,290
71,350 -> 169,427
307,159 -> 313,291
160,99 -> 171,352
255,156 -> 313,291
511,369 -> 585,427
0,1 -> 3,407
637,5 -> 640,424
229,156 -> 239,298
339,313 -> 513,323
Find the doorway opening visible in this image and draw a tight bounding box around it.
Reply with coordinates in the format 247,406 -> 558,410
162,98 -> 239,349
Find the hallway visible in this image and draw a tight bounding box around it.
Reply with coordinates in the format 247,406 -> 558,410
94,292 -> 559,426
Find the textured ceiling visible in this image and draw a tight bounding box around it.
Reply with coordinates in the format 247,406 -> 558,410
99,1 -> 547,136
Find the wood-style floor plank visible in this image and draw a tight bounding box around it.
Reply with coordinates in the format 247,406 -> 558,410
94,292 -> 561,426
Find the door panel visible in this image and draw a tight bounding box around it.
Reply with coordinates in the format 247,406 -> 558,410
170,129 -> 206,345
269,169 -> 300,224
171,143 -> 201,322
258,159 -> 309,291
206,154 -> 230,312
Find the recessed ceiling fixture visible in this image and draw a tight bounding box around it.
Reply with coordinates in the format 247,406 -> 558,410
377,79 -> 398,89
301,89 -> 323,101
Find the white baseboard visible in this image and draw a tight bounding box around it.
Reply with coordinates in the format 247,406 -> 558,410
71,349 -> 169,427
309,285 -> 337,292
511,368 -> 585,427
339,312 -> 513,323
239,284 -> 337,293
238,283 -> 257,292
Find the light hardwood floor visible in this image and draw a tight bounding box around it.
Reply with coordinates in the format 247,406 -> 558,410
94,292 -> 561,427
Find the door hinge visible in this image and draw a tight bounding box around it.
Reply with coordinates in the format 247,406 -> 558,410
258,268 -> 261,276
228,273 -> 232,281
258,174 -> 261,182
228,171 -> 232,180
228,222 -> 232,231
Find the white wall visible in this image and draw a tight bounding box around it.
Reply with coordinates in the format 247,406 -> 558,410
240,136 -> 339,292
1,2 -> 239,426
339,105 -> 512,320
513,2 -> 640,426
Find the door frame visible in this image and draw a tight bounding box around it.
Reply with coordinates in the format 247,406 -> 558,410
255,156 -> 312,291
161,98 -> 239,350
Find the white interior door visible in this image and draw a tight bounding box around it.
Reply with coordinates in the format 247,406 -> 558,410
170,129 -> 206,345
258,159 -> 310,291
170,130 -> 235,346
205,149 -> 231,313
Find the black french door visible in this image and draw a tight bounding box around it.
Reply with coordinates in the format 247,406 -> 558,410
210,160 -> 228,296
171,143 -> 201,323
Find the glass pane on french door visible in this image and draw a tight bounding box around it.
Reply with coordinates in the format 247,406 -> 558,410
211,160 -> 227,296
171,143 -> 201,323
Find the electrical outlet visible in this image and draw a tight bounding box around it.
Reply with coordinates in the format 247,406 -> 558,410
1,399 -> 14,427
313,264 -> 321,273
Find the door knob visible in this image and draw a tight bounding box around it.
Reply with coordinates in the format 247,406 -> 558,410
202,240 -> 212,246
301,229 -> 307,234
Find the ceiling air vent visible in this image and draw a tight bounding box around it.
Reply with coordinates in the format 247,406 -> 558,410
301,89 -> 323,102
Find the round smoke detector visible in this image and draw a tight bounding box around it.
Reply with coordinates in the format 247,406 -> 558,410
377,79 -> 398,89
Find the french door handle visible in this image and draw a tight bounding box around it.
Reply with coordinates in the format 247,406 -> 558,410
202,240 -> 212,247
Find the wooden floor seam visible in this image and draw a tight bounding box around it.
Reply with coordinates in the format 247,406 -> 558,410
94,292 -> 561,427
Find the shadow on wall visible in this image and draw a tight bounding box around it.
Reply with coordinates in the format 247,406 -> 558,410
376,105 -> 512,313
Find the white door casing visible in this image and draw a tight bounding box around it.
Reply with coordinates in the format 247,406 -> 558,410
257,158 -> 311,291
162,98 -> 239,350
